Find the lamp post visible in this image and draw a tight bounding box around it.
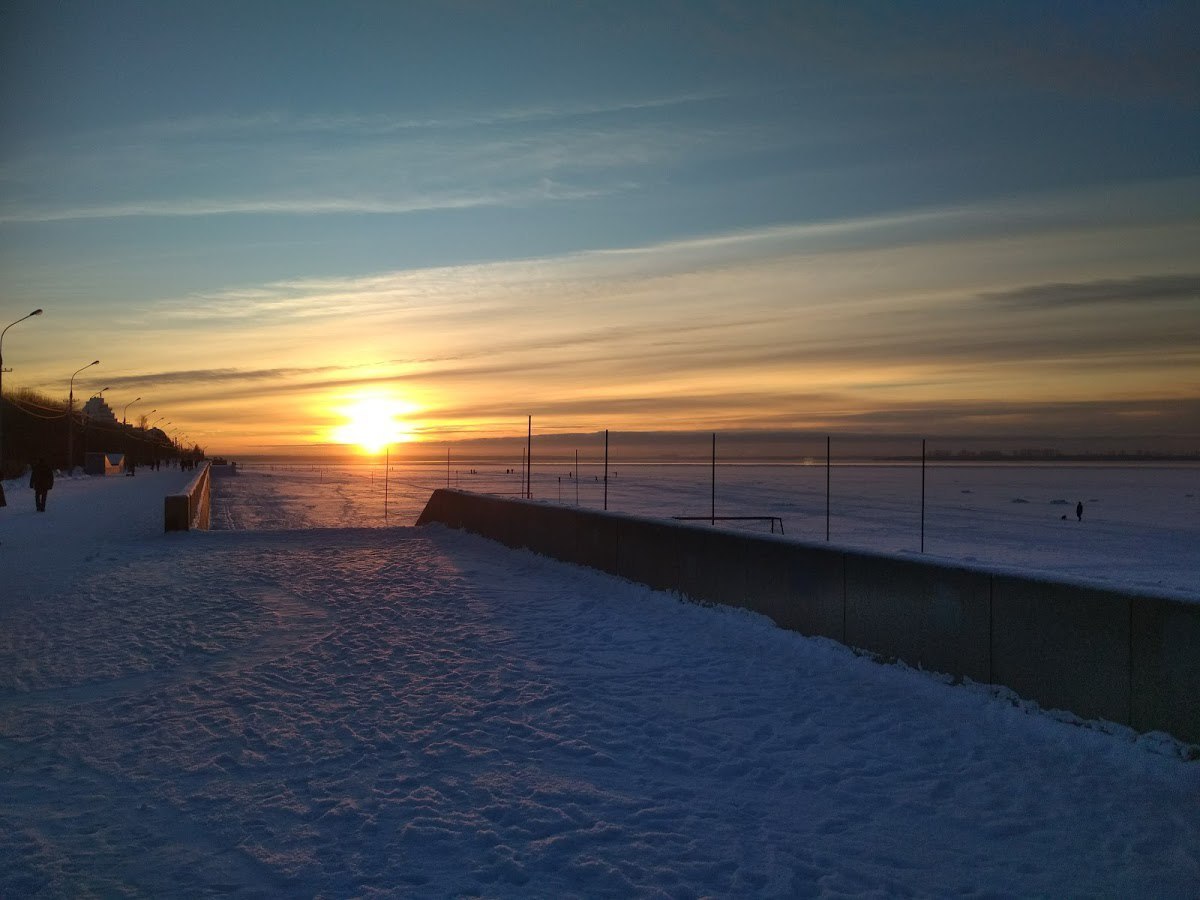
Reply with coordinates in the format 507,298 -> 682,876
122,397 -> 141,426
67,359 -> 99,471
84,387 -> 109,461
150,419 -> 169,467
0,308 -> 43,478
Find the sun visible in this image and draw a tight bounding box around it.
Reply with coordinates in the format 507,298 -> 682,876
330,395 -> 414,454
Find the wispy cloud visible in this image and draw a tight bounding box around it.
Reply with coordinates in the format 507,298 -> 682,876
0,93 -> 747,225
117,92 -> 734,140
95,365 -> 348,390
0,183 -> 608,225
978,274 -> 1200,309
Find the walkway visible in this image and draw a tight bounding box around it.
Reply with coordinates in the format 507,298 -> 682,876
1,473 -> 1197,896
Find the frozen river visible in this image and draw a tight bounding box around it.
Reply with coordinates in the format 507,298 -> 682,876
219,460 -> 1200,599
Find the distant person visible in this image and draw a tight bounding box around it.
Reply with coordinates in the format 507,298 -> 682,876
1076,501 -> 1083,522
127,459 -> 136,477
30,457 -> 54,512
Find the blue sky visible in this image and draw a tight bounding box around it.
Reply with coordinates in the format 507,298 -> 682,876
1,1 -> 1197,455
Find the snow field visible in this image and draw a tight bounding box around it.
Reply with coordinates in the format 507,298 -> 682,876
1,467 -> 1198,896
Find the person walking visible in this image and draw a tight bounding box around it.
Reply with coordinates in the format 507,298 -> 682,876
1076,500 -> 1083,522
30,457 -> 54,512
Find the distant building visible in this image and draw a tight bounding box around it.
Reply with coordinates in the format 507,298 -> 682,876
83,396 -> 118,425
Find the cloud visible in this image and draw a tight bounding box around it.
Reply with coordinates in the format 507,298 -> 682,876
978,274 -> 1200,309
95,365 -> 345,390
0,184 -> 610,225
0,92 -> 748,225
109,92 -> 734,141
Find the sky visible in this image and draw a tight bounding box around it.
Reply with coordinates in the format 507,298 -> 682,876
1,0 -> 1197,458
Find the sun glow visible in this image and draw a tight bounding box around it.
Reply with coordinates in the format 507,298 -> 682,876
329,394 -> 416,454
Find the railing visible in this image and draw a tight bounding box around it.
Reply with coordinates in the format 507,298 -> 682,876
164,461 -> 211,531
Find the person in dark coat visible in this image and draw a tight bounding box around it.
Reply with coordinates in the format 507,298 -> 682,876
30,457 -> 54,512
1076,500 -> 1083,522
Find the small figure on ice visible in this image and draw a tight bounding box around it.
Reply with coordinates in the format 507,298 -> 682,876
1076,500 -> 1083,522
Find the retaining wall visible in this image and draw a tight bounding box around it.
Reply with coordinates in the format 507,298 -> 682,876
164,461 -> 212,532
417,489 -> 1200,745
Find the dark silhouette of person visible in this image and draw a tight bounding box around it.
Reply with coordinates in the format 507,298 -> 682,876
30,457 -> 54,512
1076,501 -> 1083,522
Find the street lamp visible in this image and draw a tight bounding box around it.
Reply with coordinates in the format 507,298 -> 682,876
0,308 -> 43,478
122,396 -> 141,426
67,359 -> 99,471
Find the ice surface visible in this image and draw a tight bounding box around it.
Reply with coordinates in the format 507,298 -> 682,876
1,466 -> 1198,896
224,460 -> 1200,598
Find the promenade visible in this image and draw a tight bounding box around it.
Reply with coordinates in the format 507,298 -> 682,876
1,467 -> 195,599
1,468 -> 1197,896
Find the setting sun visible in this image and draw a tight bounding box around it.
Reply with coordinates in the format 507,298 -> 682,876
329,395 -> 415,454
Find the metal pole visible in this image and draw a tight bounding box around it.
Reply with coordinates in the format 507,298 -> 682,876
446,446 -> 450,489
384,446 -> 389,523
825,435 -> 831,542
603,429 -> 609,511
526,415 -> 532,499
921,438 -> 926,553
0,309 -> 44,477
575,449 -> 579,505
711,433 -> 716,525
67,359 -> 99,472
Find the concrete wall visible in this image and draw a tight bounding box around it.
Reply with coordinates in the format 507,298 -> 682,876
417,489 -> 1200,745
846,553 -> 992,685
164,461 -> 212,532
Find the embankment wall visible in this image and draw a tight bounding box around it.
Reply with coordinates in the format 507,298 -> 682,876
417,488 -> 1200,745
164,461 -> 212,532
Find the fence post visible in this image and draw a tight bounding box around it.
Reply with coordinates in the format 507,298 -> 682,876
826,435 -> 831,541
603,429 -> 609,511
711,432 -> 716,525
920,438 -> 926,553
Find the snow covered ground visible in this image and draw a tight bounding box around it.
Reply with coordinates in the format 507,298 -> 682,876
2,467 -> 1198,897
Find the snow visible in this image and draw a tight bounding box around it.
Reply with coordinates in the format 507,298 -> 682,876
2,466 -> 1198,896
